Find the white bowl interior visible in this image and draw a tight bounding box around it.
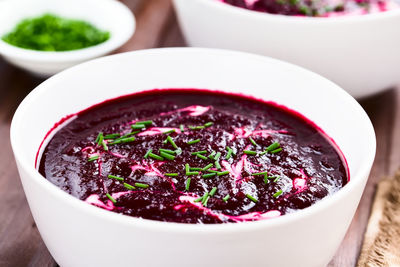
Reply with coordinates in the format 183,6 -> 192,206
10,48 -> 376,267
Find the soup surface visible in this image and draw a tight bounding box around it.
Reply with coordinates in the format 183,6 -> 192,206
39,89 -> 348,224
220,0 -> 399,17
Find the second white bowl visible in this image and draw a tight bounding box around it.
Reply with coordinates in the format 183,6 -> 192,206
174,0 -> 400,98
0,0 -> 135,77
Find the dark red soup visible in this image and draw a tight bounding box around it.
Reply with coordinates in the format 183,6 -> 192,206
39,89 -> 348,224
221,0 -> 399,17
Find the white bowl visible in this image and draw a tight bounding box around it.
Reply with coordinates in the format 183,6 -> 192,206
0,0 -> 135,77
11,48 -> 375,267
173,0 -> 400,98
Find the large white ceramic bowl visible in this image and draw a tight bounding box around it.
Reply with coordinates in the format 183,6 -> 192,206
173,0 -> 400,98
0,0 -> 135,77
11,48 -> 375,267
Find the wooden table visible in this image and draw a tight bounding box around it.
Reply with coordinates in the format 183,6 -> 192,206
0,0 -> 399,266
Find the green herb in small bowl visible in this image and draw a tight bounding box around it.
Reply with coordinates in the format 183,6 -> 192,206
2,13 -> 110,52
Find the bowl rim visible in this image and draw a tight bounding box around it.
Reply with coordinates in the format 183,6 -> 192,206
193,0 -> 400,23
0,0 -> 135,62
10,47 -> 376,233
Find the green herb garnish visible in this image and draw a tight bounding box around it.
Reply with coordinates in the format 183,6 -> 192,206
144,149 -> 152,159
217,171 -> 230,176
124,183 -> 135,190
252,172 -> 268,176
135,120 -> 153,126
165,173 -> 179,177
209,187 -> 217,196
246,194 -> 258,203
273,190 -> 283,198
148,152 -> 164,161
187,139 -> 200,145
2,14 -> 110,51
197,154 -> 208,160
135,182 -> 149,189
185,178 -> 191,191
204,122 -> 214,127
244,150 -> 257,155
131,124 -> 146,130
107,174 -> 124,181
166,136 -> 178,149
223,194 -> 230,202
106,193 -> 116,204
249,137 -> 258,146
88,155 -> 99,162
202,163 -> 214,171
160,151 -> 175,160
202,173 -> 216,179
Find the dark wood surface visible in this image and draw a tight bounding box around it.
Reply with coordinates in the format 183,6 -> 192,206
0,0 -> 399,266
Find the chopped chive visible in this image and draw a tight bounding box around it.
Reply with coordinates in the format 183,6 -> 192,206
95,132 -> 103,143
215,161 -> 221,170
120,137 -> 135,143
88,155 -> 99,162
122,131 -> 140,138
144,149 -> 152,159
214,152 -> 221,161
180,124 -> 185,132
131,124 -> 146,130
165,173 -> 179,177
208,151 -> 216,160
209,187 -> 217,196
189,167 -> 202,171
249,137 -> 258,146
160,151 -> 175,160
197,154 -> 208,160
148,152 -> 164,161
246,194 -> 258,203
273,176 -> 281,182
185,163 -> 190,174
266,142 -> 281,152
135,120 -> 153,126
97,133 -> 104,146
202,163 -> 213,171
204,122 -> 214,127
189,125 -> 205,130
135,182 -> 149,188
202,173 -> 216,178
203,195 -> 210,206
201,192 -> 209,205
163,139 -> 168,144
260,151 -> 268,156
166,136 -> 178,149
273,190 -> 283,198
191,150 -> 207,155
124,183 -> 135,190
187,139 -> 201,145
185,178 -> 191,191
244,150 -> 257,155
164,129 -> 176,134
187,171 -> 199,176
104,133 -> 120,139
207,170 -> 219,173
107,174 -> 124,181
225,147 -> 233,159
252,171 -> 268,176
159,148 -> 176,155
223,194 -> 230,202
106,193 -> 116,204
264,174 -> 270,184
217,171 -> 230,176
270,148 -> 283,154
102,141 -> 108,151
194,196 -> 203,202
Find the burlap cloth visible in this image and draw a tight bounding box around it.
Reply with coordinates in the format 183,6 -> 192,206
357,170 -> 400,267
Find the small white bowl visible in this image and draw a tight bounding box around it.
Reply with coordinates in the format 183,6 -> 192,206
11,48 -> 375,267
173,0 -> 400,98
0,0 -> 135,77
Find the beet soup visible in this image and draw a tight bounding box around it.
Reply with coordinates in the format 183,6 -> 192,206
220,0 -> 400,17
38,89 -> 348,224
